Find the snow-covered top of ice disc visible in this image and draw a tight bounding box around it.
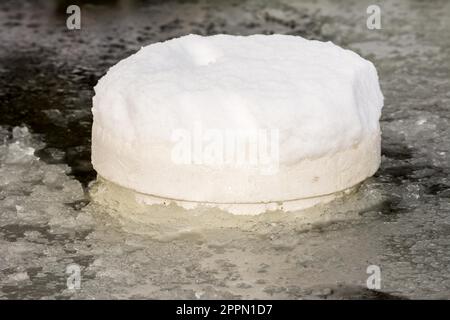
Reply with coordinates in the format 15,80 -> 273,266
92,34 -> 383,163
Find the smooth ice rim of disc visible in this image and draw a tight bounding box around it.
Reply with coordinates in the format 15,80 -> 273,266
92,124 -> 381,213
92,131 -> 380,215
93,175 -> 360,215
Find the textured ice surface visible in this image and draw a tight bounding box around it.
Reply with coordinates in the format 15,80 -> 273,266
1,125 -> 449,299
93,34 -> 383,161
1,0 -> 450,299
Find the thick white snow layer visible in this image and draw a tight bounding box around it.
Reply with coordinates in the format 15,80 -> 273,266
93,34 -> 383,162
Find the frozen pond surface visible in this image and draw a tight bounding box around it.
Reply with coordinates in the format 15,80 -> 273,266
0,0 -> 449,299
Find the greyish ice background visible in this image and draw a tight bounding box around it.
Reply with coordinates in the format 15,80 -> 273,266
0,0 -> 449,299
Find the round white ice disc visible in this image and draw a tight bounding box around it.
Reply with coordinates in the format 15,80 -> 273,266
91,34 -> 384,214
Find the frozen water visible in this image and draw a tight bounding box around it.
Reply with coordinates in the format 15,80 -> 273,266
1,0 -> 450,299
